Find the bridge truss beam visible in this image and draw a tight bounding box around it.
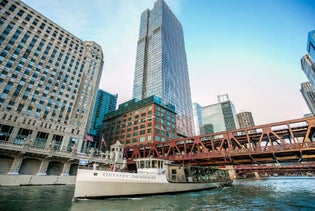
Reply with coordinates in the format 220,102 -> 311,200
125,117 -> 315,166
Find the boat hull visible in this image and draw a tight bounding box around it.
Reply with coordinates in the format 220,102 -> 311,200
74,169 -> 232,199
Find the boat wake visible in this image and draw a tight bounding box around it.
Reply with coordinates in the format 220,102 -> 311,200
128,197 -> 144,201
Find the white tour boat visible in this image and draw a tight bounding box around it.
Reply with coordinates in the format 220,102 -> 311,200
73,141 -> 232,199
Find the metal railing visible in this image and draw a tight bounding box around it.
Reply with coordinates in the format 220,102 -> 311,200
0,140 -> 108,163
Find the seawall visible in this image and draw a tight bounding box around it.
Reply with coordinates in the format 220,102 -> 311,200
0,175 -> 76,186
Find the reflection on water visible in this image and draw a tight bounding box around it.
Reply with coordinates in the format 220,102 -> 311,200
1,177 -> 315,211
0,185 -> 74,211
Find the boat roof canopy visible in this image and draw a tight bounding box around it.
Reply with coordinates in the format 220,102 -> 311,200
134,157 -> 170,163
134,157 -> 172,170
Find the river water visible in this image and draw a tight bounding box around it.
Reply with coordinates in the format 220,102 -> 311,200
0,177 -> 314,211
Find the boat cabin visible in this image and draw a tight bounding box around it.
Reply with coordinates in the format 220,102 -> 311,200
167,165 -> 230,183
134,158 -> 230,183
135,158 -> 169,175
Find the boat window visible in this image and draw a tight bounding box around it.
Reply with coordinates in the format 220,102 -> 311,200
139,161 -> 144,169
158,161 -> 163,169
205,168 -> 209,175
152,160 -> 157,168
171,169 -> 177,181
145,160 -> 150,168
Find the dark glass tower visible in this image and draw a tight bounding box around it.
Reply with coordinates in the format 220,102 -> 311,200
89,89 -> 117,143
132,0 -> 193,137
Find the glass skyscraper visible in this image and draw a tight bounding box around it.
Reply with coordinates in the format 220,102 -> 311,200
89,89 -> 117,142
192,103 -> 204,135
301,30 -> 315,87
132,0 -> 194,137
307,30 -> 315,60
300,81 -> 315,115
202,94 -> 239,133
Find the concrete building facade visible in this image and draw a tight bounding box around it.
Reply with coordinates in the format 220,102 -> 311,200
0,0 -> 104,153
237,111 -> 255,129
236,111 -> 256,134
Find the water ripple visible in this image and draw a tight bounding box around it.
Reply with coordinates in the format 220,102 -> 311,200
0,177 -> 315,211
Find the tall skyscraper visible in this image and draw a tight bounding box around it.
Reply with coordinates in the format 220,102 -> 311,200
307,30 -> 315,60
89,90 -> 118,146
301,81 -> 315,115
202,94 -> 239,133
301,30 -> 315,87
132,0 -> 194,137
0,0 -> 103,152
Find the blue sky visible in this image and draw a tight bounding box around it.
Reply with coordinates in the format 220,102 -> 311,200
22,0 -> 315,125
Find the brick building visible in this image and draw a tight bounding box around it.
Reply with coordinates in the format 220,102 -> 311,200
103,96 -> 176,147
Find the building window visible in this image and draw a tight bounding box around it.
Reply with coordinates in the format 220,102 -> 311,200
33,18 -> 39,25
9,5 -> 16,12
17,10 -> 24,17
25,14 -> 31,21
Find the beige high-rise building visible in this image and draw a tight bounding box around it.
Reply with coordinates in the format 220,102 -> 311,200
237,112 -> 255,129
0,0 -> 104,153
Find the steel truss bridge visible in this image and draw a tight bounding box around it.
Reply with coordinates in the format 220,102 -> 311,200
235,162 -> 315,176
124,117 -> 315,174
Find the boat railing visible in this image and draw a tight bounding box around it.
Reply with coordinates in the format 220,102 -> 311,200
78,165 -> 112,171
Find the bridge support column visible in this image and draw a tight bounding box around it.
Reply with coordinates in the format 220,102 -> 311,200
61,162 -> 71,176
37,159 -> 49,176
224,165 -> 237,179
7,154 -> 23,175
254,172 -> 260,178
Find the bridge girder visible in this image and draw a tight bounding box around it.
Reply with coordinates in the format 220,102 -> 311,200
125,116 -> 315,166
